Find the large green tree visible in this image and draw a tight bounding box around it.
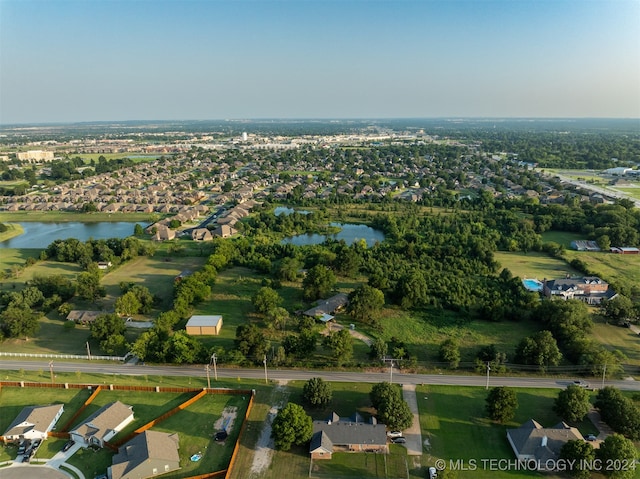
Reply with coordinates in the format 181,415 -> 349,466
553,384 -> 592,422
303,265 -> 336,301
302,377 -> 332,408
559,440 -> 595,479
271,403 -> 313,451
439,338 -> 461,369
347,284 -> 385,327
515,330 -> 562,372
322,329 -> 353,365
252,286 -> 283,315
485,387 -> 518,423
596,434 -> 637,479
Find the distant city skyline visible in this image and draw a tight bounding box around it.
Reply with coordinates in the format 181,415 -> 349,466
1,0 -> 639,124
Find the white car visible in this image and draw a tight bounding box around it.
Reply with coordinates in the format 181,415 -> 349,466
387,430 -> 403,438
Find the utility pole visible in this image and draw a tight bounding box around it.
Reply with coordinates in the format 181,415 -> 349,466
382,358 -> 400,384
602,363 -> 607,389
212,353 -> 218,381
486,362 -> 491,390
263,355 -> 268,384
205,365 -> 211,389
86,341 -> 92,360
49,361 -> 54,384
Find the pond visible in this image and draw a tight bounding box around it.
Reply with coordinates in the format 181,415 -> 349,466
282,223 -> 385,247
0,222 -> 141,249
274,206 -> 310,215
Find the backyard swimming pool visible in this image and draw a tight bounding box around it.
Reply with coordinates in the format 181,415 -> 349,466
522,278 -> 543,292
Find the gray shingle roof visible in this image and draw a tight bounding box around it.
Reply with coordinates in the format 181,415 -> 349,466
309,412 -> 387,454
507,419 -> 583,461
110,430 -> 180,479
3,404 -> 64,437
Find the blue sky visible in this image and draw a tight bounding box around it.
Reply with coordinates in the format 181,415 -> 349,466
1,0 -> 639,123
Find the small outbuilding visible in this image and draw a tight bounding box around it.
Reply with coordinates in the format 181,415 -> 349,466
185,315 -> 223,336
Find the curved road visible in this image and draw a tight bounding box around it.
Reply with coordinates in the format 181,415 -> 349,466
1,360 -> 639,391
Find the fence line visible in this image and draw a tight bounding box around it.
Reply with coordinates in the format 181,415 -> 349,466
60,385 -> 102,432
0,352 -> 125,361
225,390 -> 256,479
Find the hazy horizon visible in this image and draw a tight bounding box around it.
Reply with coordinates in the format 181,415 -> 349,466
1,0 -> 639,124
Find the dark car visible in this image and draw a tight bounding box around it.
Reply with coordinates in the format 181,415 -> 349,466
62,440 -> 75,452
214,431 -> 228,441
391,437 -> 406,444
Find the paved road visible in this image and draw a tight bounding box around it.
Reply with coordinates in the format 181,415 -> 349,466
1,359 -> 639,391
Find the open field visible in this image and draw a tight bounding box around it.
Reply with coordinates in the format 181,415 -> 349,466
0,258 -> 82,289
310,449 -> 409,479
563,250 -> 640,292
376,307 -> 542,365
540,231 -> 585,248
0,248 -> 40,275
0,315 -> 93,355
101,255 -> 208,312
591,318 -> 640,367
616,187 -> 640,200
493,251 -> 578,281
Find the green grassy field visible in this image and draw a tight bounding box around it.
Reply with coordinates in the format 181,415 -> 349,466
591,318 -> 640,366
0,223 -> 24,243
563,250 -> 640,292
101,255 -> 208,312
616,187 -> 640,200
154,393 -> 250,478
376,307 -> 542,365
418,385 -> 604,479
540,231 -> 585,248
493,251 -> 578,281
0,258 -> 82,289
0,248 -> 41,275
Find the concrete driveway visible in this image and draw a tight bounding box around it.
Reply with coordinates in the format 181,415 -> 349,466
401,384 -> 423,456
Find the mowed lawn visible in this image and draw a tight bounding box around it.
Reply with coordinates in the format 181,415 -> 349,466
591,318 -> 640,366
0,256 -> 81,290
69,390 -> 197,444
101,255 -> 208,312
418,385 -> 603,479
563,250 -> 640,291
377,307 -> 542,364
154,393 -> 250,478
493,251 -> 578,281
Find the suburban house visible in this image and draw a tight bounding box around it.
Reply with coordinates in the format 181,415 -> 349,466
507,419 -> 583,467
2,404 -> 64,443
66,310 -> 104,324
542,276 -> 616,305
109,430 -> 180,479
185,315 -> 223,336
70,401 -> 134,448
303,293 -> 349,323
309,412 -> 388,460
191,228 -> 213,242
152,225 -> 176,242
211,224 -> 237,238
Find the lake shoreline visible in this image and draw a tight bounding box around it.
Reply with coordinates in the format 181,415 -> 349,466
0,211 -> 154,223
0,223 -> 25,242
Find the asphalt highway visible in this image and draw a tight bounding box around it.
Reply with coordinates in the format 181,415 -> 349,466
1,359 -> 639,391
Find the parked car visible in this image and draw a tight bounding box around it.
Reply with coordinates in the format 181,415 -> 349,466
387,431 -> 403,438
214,430 -> 228,441
62,440 -> 75,452
429,466 -> 438,479
573,380 -> 590,388
585,434 -> 597,441
391,437 -> 406,444
17,442 -> 27,455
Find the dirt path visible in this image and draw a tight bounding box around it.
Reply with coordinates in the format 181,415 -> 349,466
402,384 -> 423,456
249,382 -> 289,478
321,322 -> 373,346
